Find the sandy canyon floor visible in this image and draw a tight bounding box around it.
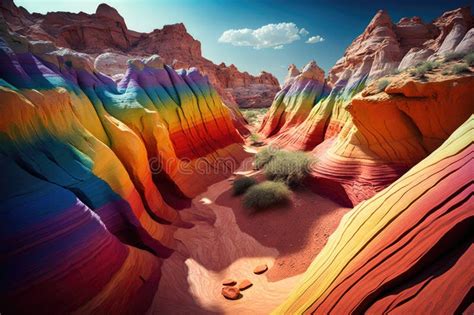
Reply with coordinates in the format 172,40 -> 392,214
147,146 -> 350,314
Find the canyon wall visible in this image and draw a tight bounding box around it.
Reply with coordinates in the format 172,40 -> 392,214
266,7 -> 473,314
0,0 -> 280,108
260,7 -> 474,206
0,3 -> 472,314
276,115 -> 473,314
0,23 -> 246,313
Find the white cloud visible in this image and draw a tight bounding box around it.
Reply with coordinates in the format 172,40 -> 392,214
306,35 -> 325,44
299,28 -> 309,36
218,23 -> 302,49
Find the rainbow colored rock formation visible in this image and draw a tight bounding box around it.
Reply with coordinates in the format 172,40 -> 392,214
276,115 -> 473,314
260,8 -> 474,206
0,0 -> 281,109
0,24 -> 245,313
0,3 -> 472,314
259,61 -> 327,138
262,7 -> 474,313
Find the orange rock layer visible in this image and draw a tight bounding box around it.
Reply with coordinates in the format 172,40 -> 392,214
304,71 -> 474,206
0,25 -> 245,313
261,7 -> 474,206
276,115 -> 473,314
0,0 -> 280,109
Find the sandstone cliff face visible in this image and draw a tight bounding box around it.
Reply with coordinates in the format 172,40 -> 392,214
276,115 -> 473,314
329,7 -> 474,85
0,25 -> 246,313
262,10 -> 473,312
308,67 -> 473,206
260,7 -> 474,206
216,64 -> 280,108
259,60 -> 327,137
0,0 -> 280,108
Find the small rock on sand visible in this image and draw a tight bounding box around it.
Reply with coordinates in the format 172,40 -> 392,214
253,264 -> 268,274
239,279 -> 253,290
222,278 -> 237,286
222,286 -> 240,300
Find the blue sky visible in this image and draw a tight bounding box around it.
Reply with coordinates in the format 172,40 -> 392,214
16,0 -> 472,83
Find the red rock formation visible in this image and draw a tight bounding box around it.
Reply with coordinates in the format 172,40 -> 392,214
260,7 -> 474,206
260,10 -> 474,311
0,24 -> 247,313
216,64 -> 280,108
276,115 -> 474,314
308,68 -> 474,206
329,7 -> 473,85
238,279 -> 253,290
259,61 -> 327,137
0,0 -> 280,108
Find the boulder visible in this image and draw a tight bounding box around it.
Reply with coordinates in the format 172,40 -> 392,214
253,264 -> 268,274
222,279 -> 237,286
238,279 -> 253,290
221,287 -> 240,300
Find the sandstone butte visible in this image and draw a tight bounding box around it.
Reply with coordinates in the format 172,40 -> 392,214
0,0 -> 280,110
0,2 -> 473,315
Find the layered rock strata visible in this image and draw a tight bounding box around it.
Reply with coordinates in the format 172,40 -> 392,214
260,7 -> 474,206
0,24 -> 245,313
276,115 -> 473,314
0,0 -> 280,108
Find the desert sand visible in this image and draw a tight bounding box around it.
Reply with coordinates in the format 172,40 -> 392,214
148,153 -> 349,314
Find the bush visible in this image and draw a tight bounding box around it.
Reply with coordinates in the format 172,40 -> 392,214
451,63 -> 470,74
391,68 -> 401,75
244,111 -> 258,124
263,150 -> 312,187
254,146 -> 279,169
444,51 -> 466,62
409,61 -> 439,78
242,108 -> 268,125
249,133 -> 262,145
376,79 -> 390,92
243,181 -> 291,210
409,67 -> 426,78
232,176 -> 257,195
463,52 -> 474,66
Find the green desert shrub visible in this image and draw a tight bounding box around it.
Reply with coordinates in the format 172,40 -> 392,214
444,51 -> 466,62
243,181 -> 291,210
232,176 -> 257,195
409,67 -> 425,78
263,150 -> 312,187
451,63 -> 470,74
244,111 -> 258,124
376,79 -> 390,92
254,146 -> 279,169
249,133 -> 262,145
463,52 -> 474,66
242,108 -> 268,125
409,61 -> 439,78
391,68 -> 401,75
